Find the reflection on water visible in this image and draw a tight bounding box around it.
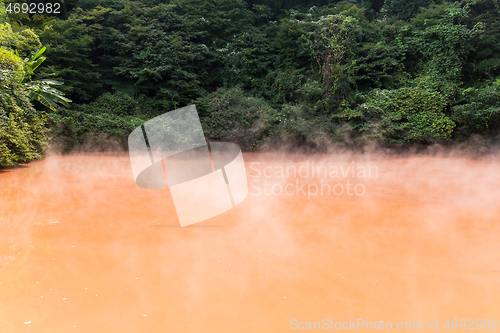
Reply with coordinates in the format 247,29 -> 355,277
1,152 -> 499,332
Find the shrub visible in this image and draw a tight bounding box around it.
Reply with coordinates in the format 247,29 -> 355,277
48,105 -> 146,152
270,103 -> 336,147
194,87 -> 278,150
82,92 -> 141,116
357,87 -> 455,143
0,46 -> 48,167
452,79 -> 500,135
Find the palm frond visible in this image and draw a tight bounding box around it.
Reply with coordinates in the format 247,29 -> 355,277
23,46 -> 72,111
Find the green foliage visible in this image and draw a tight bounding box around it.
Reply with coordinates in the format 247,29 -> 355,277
26,78 -> 72,111
22,46 -> 72,111
44,91 -> 161,154
271,103 -> 337,146
49,116 -> 78,153
263,68 -> 308,105
467,0 -> 500,80
353,40 -> 404,90
452,79 -> 500,134
84,91 -> 146,117
195,87 -> 277,150
0,112 -> 48,165
214,24 -> 280,94
34,7 -> 106,102
0,21 -> 41,57
299,14 -> 362,86
381,0 -> 436,20
172,0 -> 254,41
3,0 -> 500,155
48,102 -> 146,152
0,20 -> 49,167
356,87 -> 455,142
396,3 -> 482,98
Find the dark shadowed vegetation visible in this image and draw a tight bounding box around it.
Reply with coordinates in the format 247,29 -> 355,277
1,0 -> 500,165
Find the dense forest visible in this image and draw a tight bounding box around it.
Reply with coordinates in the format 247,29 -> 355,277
1,0 -> 499,166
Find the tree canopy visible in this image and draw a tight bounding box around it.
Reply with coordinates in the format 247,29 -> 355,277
1,0 -> 500,160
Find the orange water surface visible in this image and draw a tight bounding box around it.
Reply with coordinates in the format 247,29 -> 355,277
1,152 -> 499,332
